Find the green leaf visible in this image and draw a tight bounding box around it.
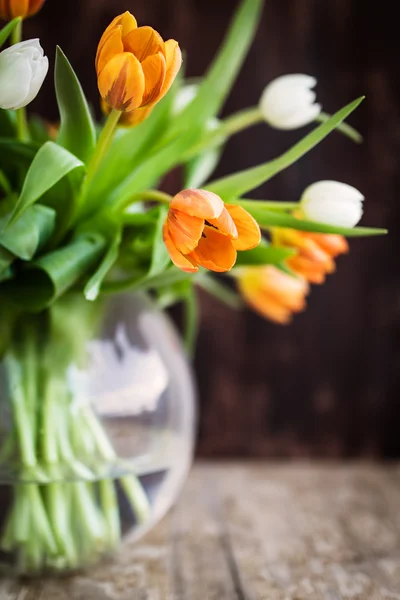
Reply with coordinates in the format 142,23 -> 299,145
316,111 -> 363,144
169,0 -> 263,135
0,204 -> 56,259
234,239 -> 296,266
207,97 -> 365,198
55,47 -> 97,164
148,205 -> 170,277
0,17 -> 21,47
39,168 -> 85,247
239,204 -> 387,237
0,246 -> 14,276
84,229 -> 122,301
0,234 -> 106,311
6,142 -> 85,227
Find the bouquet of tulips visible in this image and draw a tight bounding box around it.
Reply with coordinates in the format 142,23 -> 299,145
0,0 -> 385,576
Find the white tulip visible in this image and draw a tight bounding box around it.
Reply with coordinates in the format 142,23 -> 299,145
0,39 -> 49,110
173,83 -> 199,115
260,74 -> 322,130
174,83 -> 220,133
301,180 -> 365,228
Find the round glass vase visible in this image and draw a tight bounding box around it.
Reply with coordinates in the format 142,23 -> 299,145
0,292 -> 196,577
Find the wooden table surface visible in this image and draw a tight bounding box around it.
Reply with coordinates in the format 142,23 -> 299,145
2,462 -> 400,599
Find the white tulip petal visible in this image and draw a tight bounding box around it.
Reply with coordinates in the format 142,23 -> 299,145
260,73 -> 321,130
272,103 -> 322,130
0,55 -> 32,109
174,84 -> 199,114
301,180 -> 365,228
302,180 -> 365,203
303,197 -> 363,228
266,74 -> 317,92
23,56 -> 49,106
0,38 -> 48,110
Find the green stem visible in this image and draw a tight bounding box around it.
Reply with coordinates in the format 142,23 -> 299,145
229,199 -> 300,212
183,288 -> 199,359
114,189 -> 172,214
222,106 -> 264,135
11,20 -> 30,143
196,274 -> 243,310
182,107 -> 263,162
82,109 -> 122,197
120,476 -> 151,525
5,355 -> 37,468
99,479 -> 121,545
10,19 -> 22,45
316,112 -> 363,144
101,266 -> 193,295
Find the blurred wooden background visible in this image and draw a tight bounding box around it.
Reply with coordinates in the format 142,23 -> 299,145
28,0 -> 399,458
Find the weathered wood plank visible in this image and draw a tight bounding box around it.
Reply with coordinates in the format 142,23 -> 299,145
2,463 -> 400,599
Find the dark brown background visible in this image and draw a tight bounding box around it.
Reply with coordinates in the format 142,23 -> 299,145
28,0 -> 399,458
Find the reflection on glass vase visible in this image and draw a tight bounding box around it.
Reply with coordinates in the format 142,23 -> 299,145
0,292 -> 196,577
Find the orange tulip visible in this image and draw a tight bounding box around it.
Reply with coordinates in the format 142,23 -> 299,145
273,224 -> 349,284
0,0 -> 44,19
96,11 -> 182,118
163,189 -> 261,273
237,266 -> 309,325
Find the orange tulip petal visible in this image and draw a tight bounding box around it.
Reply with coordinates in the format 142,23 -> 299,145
167,209 -> 204,254
189,227 -> 237,272
276,229 -> 332,263
225,204 -> 261,251
208,206 -> 238,240
171,189 -> 224,220
238,267 -> 308,324
119,11 -> 138,37
120,105 -> 154,127
27,0 -> 44,16
102,12 -> 137,42
2,0 -> 29,17
140,51 -> 167,106
96,12 -> 138,74
259,268 -> 309,311
96,26 -> 124,76
159,39 -> 182,100
288,256 -> 327,284
98,52 -> 145,112
248,293 -> 295,324
307,233 -> 349,257
124,26 -> 165,62
163,222 -> 199,273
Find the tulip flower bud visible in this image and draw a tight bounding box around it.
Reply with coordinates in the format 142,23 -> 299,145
301,180 -> 365,228
96,12 -> 182,117
0,39 -> 48,110
260,74 -> 322,130
0,0 -> 45,20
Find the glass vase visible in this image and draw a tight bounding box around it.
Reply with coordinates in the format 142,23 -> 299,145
0,292 -> 196,577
